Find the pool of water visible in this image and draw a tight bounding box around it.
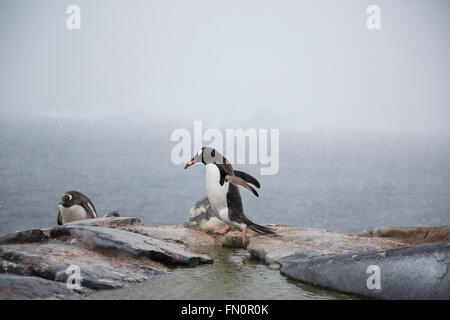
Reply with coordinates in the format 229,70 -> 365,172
91,246 -> 356,300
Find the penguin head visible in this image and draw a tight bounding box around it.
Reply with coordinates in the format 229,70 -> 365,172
184,147 -> 225,169
59,192 -> 74,208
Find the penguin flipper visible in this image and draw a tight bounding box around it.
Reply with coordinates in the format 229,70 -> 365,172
57,211 -> 63,225
82,203 -> 97,219
233,171 -> 260,188
225,175 -> 259,197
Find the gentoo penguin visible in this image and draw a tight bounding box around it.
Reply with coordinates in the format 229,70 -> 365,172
57,191 -> 98,225
185,147 -> 275,246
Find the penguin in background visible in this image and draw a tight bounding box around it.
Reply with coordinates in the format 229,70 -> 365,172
185,147 -> 275,246
57,190 -> 98,225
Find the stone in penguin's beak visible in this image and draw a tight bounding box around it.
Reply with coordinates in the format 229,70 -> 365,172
184,159 -> 195,169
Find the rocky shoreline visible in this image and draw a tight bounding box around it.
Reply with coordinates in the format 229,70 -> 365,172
0,217 -> 216,299
0,198 -> 449,300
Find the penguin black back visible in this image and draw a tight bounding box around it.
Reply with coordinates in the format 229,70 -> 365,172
58,190 -> 98,225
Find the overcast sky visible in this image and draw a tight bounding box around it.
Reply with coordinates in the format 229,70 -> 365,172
0,0 -> 449,133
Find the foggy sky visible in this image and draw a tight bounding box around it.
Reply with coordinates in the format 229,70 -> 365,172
0,0 -> 449,133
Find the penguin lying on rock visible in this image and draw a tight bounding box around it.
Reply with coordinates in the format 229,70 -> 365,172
57,191 -> 120,225
185,147 -> 275,246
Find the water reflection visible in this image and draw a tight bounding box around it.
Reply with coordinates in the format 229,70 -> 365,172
91,246 -> 356,300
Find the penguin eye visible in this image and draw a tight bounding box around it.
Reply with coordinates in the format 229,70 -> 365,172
62,194 -> 72,202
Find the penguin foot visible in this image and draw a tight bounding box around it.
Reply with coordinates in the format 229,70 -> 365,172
213,225 -> 231,234
242,227 -> 248,248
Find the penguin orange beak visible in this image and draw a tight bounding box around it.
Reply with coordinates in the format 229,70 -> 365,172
59,201 -> 65,205
184,159 -> 195,169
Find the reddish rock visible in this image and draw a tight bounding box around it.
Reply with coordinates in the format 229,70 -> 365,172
123,225 -> 219,248
247,225 -> 406,265
358,226 -> 450,245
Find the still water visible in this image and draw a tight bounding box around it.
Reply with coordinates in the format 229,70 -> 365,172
91,246 -> 355,300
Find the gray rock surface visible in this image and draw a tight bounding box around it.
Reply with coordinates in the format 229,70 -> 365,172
0,217 -> 215,299
124,225 -> 219,248
246,226 -> 449,299
66,216 -> 142,228
0,274 -> 84,300
247,225 -> 405,265
50,225 -> 213,265
0,229 -> 48,244
0,240 -> 165,291
280,241 -> 450,300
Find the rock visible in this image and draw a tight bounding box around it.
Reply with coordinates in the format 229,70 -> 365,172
50,225 -> 213,265
268,264 -> 280,270
0,240 -> 166,291
247,225 -> 405,265
281,241 -> 450,300
0,258 -> 27,275
103,211 -> 121,218
221,231 -> 247,248
358,226 -> 450,245
0,274 -> 85,300
0,229 -> 48,244
0,216 -> 215,299
124,225 -> 218,248
66,217 -> 142,228
199,217 -> 229,233
246,225 -> 450,299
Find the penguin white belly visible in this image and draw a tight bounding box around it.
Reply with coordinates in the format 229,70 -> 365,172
59,204 -> 89,223
205,164 -> 231,223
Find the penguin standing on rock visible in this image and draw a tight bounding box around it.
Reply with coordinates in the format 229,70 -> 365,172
185,147 -> 275,246
57,191 -> 98,225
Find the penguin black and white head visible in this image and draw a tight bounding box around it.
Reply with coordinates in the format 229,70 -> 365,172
57,190 -> 98,225
185,147 -> 275,246
184,147 -> 226,168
